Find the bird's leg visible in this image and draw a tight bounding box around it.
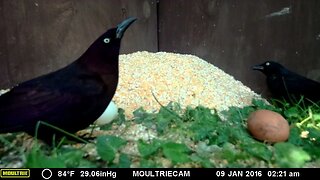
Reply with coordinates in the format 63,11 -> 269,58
56,137 -> 67,148
35,121 -> 90,144
282,76 -> 296,104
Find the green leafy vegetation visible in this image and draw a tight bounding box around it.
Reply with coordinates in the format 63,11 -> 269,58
96,135 -> 127,163
274,142 -> 311,168
0,98 -> 319,168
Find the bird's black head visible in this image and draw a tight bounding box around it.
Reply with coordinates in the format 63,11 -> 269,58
84,17 -> 137,61
252,61 -> 287,76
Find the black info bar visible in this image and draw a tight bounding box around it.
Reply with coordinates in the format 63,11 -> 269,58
0,168 -> 314,179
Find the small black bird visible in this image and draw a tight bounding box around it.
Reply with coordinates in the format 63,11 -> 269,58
252,61 -> 320,103
0,17 -> 136,143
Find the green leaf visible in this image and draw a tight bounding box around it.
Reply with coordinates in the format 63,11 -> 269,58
302,128 -> 320,158
252,99 -> 278,111
140,158 -> 158,168
185,106 -> 217,122
59,149 -> 84,168
209,125 -> 230,146
239,106 -> 256,121
26,145 -> 66,168
288,127 -> 303,145
190,142 -> 221,168
138,139 -> 162,157
100,123 -> 113,130
118,153 -> 131,168
228,126 -> 252,144
221,106 -> 252,125
242,142 -> 272,162
96,139 -> 115,162
313,113 -> 320,122
284,107 -> 301,120
133,107 -> 151,121
274,142 -> 311,167
116,108 -> 126,125
190,121 -> 217,141
185,106 -> 219,141
307,128 -> 320,140
162,142 -> 191,164
218,143 -> 249,164
190,154 -> 215,168
96,135 -> 127,162
133,107 -> 155,127
218,144 -> 237,162
155,106 -> 178,134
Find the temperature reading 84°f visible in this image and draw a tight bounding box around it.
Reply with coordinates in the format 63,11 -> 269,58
58,171 -> 75,177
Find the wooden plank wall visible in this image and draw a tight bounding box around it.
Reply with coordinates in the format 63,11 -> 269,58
158,0 -> 320,97
1,0 -> 320,98
0,0 -> 157,88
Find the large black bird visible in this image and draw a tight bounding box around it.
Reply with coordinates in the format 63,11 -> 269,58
252,61 -> 320,103
0,17 -> 136,143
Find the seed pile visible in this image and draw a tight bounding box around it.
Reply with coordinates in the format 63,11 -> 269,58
113,51 -> 262,117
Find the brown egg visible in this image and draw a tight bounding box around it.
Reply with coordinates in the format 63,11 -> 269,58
247,109 -> 290,143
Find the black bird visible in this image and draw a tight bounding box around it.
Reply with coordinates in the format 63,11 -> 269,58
0,17 -> 136,143
252,61 -> 320,103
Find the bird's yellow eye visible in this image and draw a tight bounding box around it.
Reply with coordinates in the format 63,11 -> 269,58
266,62 -> 270,66
103,38 -> 110,44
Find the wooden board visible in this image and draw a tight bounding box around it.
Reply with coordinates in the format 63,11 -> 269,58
1,0 -> 320,98
0,0 -> 157,88
158,0 -> 320,96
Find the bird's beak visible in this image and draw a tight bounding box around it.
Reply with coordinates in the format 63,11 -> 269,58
252,64 -> 264,71
116,17 -> 137,39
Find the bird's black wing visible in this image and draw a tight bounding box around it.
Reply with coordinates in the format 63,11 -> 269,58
281,71 -> 320,101
0,69 -> 105,133
282,72 -> 320,92
0,85 -> 78,133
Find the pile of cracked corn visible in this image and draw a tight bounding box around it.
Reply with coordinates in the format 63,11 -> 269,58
113,51 -> 262,118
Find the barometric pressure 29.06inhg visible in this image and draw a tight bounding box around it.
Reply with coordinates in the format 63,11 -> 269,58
57,170 -> 116,178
